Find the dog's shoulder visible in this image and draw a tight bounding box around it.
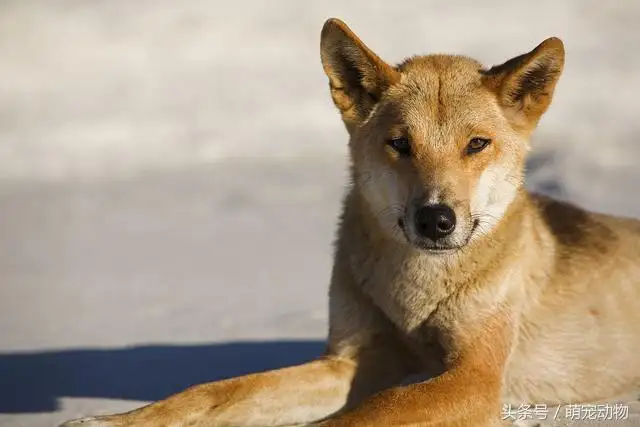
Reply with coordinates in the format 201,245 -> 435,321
528,192 -> 640,259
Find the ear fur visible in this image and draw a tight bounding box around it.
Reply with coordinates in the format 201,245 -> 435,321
482,37 -> 565,129
320,18 -> 400,132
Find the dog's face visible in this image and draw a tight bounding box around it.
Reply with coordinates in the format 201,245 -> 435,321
320,19 -> 564,253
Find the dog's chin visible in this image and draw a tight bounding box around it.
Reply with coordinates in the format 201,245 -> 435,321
397,218 -> 478,254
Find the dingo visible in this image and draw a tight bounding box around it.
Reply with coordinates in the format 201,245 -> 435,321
62,18 -> 640,427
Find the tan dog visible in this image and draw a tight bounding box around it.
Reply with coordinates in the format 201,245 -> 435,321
62,18 -> 640,427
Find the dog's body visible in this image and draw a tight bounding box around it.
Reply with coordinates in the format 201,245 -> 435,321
62,19 -> 640,427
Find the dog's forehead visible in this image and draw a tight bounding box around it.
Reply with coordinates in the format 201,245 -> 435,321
386,55 -> 501,138
396,54 -> 485,92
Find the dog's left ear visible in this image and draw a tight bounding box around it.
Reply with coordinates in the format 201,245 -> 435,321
483,37 -> 565,131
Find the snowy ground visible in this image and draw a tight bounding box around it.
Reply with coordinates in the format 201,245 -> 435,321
1,1 -> 640,426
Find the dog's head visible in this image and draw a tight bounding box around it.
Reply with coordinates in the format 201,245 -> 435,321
320,19 -> 564,253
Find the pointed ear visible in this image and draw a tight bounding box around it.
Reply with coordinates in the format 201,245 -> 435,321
320,18 -> 400,131
482,37 -> 565,130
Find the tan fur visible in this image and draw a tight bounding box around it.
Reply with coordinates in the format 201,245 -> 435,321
61,18 -> 640,427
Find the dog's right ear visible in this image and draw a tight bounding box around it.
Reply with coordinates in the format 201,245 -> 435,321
320,18 -> 400,132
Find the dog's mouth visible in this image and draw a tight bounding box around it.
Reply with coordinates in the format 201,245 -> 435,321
397,217 -> 479,253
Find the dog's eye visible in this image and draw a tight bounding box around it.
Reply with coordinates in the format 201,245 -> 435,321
388,137 -> 411,156
466,137 -> 491,155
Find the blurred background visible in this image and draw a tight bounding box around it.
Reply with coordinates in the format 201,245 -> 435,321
0,1 -> 639,426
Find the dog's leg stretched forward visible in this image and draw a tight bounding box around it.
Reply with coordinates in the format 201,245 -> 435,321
59,261 -> 418,427
60,356 -> 357,427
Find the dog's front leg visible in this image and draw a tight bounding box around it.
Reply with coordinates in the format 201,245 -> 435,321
316,311 -> 513,427
315,361 -> 504,427
61,356 -> 358,427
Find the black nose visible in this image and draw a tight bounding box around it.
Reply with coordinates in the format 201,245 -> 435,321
414,204 -> 457,240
